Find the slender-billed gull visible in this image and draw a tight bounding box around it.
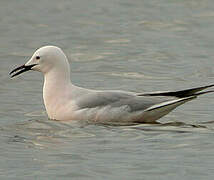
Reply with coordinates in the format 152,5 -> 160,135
10,46 -> 214,124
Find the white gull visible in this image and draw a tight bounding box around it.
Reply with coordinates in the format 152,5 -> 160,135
10,46 -> 214,124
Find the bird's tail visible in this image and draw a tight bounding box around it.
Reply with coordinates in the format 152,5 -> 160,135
141,96 -> 197,123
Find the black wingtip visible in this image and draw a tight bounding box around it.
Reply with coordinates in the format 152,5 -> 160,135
138,84 -> 214,98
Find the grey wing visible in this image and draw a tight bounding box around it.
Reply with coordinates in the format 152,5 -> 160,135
76,84 -> 214,111
75,90 -> 198,123
76,90 -> 174,112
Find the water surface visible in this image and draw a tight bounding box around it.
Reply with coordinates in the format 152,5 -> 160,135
1,0 -> 214,179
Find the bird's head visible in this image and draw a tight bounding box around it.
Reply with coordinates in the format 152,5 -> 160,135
10,46 -> 69,77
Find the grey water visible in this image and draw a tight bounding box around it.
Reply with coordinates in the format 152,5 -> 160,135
1,0 -> 214,179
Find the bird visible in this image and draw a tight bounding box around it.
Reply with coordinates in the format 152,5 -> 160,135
10,46 -> 214,124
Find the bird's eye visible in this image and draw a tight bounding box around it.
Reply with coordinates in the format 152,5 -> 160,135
36,56 -> 40,60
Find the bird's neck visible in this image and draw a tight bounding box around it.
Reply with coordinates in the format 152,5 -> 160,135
44,67 -> 71,88
43,68 -> 72,114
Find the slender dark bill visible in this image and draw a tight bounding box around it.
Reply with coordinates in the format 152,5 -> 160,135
9,64 -> 37,78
